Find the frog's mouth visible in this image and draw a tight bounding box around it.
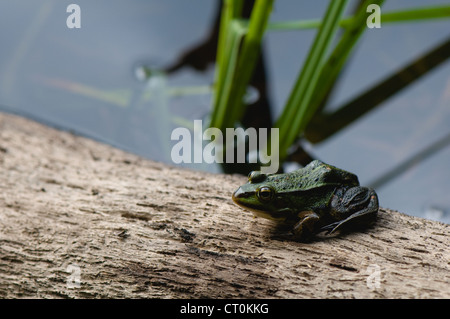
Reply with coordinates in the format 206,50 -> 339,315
231,187 -> 260,209
232,187 -> 289,222
231,187 -> 248,201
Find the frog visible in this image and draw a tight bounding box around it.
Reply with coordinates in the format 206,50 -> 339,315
232,160 -> 379,240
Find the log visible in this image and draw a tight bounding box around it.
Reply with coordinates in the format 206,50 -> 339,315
0,112 -> 448,299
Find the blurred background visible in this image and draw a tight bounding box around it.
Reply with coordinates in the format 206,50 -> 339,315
0,0 -> 449,223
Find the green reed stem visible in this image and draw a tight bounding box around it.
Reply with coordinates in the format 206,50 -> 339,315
274,0 -> 348,161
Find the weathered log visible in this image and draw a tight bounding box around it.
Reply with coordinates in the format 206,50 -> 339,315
0,112 -> 448,298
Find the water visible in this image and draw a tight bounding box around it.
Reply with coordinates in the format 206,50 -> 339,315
0,0 -> 449,223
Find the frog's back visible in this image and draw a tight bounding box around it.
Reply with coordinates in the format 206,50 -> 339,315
274,160 -> 360,191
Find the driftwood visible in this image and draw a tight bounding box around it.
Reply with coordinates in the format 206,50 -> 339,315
0,112 -> 448,299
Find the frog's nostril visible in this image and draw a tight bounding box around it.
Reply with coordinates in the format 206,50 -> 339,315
231,187 -> 248,203
232,187 -> 244,202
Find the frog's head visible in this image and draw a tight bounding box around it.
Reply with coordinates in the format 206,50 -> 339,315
232,171 -> 291,221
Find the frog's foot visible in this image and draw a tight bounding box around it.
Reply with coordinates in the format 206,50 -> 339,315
292,211 -> 320,240
324,186 -> 379,235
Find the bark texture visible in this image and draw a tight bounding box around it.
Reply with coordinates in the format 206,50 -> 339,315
0,112 -> 448,298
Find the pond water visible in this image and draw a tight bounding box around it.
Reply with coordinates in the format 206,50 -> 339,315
1,0 -> 449,223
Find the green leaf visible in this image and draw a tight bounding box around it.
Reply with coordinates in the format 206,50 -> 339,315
266,5 -> 450,31
273,0 -> 348,161
210,0 -> 274,133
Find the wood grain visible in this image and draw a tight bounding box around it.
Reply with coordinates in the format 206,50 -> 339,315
0,112 -> 448,298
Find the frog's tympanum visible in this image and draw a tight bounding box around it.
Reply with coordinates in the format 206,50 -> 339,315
232,160 -> 379,240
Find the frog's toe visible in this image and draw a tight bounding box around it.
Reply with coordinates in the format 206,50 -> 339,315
292,212 -> 320,239
319,221 -> 342,234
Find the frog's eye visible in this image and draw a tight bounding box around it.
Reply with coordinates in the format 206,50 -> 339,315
257,186 -> 274,202
248,171 -> 266,183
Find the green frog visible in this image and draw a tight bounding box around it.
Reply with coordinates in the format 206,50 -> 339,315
232,160 -> 379,240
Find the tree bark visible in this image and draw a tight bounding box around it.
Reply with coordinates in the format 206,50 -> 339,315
0,112 -> 448,298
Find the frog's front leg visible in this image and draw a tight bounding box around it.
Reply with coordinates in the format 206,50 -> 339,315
324,186 -> 379,234
292,211 -> 320,240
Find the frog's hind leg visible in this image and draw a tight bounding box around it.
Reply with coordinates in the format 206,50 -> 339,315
321,187 -> 379,235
